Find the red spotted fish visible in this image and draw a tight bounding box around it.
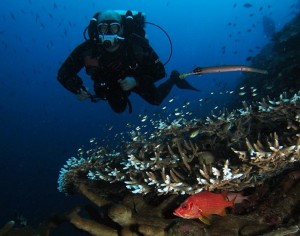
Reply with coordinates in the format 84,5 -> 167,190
173,190 -> 235,224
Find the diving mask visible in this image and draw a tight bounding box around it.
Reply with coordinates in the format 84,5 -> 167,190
97,21 -> 124,50
98,21 -> 121,35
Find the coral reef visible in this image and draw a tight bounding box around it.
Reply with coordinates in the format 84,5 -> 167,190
7,171 -> 300,235
58,91 -> 300,196
55,171 -> 300,236
54,90 -> 300,235
63,183 -> 177,236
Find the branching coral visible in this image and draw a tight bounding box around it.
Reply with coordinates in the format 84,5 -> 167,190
58,91 -> 300,195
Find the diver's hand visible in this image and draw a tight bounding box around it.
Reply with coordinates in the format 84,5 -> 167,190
76,87 -> 91,101
118,77 -> 137,91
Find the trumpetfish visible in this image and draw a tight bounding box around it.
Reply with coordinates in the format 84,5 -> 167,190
179,65 -> 268,79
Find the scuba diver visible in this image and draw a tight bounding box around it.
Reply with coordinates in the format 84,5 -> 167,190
57,10 -> 198,113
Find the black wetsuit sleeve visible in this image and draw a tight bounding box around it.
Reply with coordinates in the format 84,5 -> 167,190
57,41 -> 91,94
132,43 -> 166,87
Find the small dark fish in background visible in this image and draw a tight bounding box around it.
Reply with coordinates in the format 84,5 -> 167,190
233,3 -> 237,8
10,12 -> 16,20
246,56 -> 253,61
243,3 -> 253,8
262,15 -> 276,38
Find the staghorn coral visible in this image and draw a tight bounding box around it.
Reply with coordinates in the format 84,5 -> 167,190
58,91 -> 300,196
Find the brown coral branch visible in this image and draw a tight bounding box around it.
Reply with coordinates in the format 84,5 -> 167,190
78,183 -> 110,207
0,221 -> 15,236
170,169 -> 183,183
67,207 -> 118,236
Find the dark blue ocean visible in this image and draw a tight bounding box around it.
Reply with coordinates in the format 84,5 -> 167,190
0,0 -> 298,232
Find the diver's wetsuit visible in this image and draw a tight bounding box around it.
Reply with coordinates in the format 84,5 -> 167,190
57,35 -> 175,113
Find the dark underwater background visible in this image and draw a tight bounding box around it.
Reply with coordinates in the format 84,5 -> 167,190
0,0 -> 299,233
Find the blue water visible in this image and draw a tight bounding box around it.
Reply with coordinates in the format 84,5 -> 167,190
0,0 -> 298,230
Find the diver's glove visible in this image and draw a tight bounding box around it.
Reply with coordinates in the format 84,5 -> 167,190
118,77 -> 137,91
76,86 -> 91,101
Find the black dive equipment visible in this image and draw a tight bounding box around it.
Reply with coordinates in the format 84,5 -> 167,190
83,10 -> 173,66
